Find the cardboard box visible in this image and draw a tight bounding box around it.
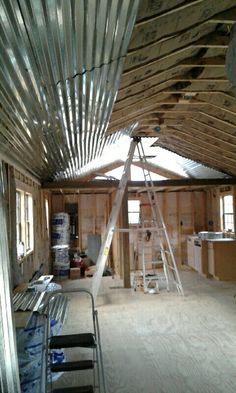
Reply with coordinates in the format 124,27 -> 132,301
70,267 -> 81,280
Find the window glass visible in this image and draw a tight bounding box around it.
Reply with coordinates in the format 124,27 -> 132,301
128,200 -> 140,224
25,194 -> 33,251
221,195 -> 234,232
16,191 -> 21,249
16,190 -> 34,258
45,198 -> 49,232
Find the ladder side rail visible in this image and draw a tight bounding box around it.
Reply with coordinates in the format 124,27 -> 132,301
136,143 -> 158,223
137,143 -> 170,292
138,142 -> 177,257
91,138 -> 138,301
152,191 -> 184,295
138,140 -> 184,296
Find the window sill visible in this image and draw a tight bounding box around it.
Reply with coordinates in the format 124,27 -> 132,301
18,250 -> 34,264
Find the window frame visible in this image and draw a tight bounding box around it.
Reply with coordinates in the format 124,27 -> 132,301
16,189 -> 34,258
16,190 -> 22,248
128,199 -> 140,225
220,193 -> 234,233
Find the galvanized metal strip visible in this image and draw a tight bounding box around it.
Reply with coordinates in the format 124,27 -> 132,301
0,161 -> 21,392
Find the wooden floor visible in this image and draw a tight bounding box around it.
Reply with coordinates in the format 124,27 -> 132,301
52,270 -> 236,393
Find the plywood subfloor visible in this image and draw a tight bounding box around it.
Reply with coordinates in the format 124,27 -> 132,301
52,271 -> 236,393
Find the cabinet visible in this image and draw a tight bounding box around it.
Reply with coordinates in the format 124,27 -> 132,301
187,236 -> 197,269
207,240 -> 236,280
187,236 -> 208,275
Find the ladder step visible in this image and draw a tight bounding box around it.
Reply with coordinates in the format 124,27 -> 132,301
51,360 -> 94,372
50,333 -> 96,349
52,386 -> 94,393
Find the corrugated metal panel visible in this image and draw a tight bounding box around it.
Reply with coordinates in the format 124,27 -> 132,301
0,0 -> 139,180
149,146 -> 230,179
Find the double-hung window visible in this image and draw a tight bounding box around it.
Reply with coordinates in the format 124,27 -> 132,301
16,191 -> 22,248
220,194 -> 234,233
16,190 -> 34,258
128,200 -> 140,224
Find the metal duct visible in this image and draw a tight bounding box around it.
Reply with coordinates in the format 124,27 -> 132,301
0,0 -> 139,180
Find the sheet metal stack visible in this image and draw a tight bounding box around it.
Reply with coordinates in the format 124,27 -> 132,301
13,291 -> 68,325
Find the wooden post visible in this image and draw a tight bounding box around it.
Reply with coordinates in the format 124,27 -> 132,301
121,185 -> 131,288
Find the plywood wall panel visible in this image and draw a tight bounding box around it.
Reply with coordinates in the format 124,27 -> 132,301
51,194 -> 64,215
79,194 -> 109,251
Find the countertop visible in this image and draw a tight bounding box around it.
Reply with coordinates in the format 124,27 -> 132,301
207,238 -> 236,242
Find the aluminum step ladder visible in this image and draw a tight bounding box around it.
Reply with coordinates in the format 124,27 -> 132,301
91,136 -> 184,301
42,289 -> 106,393
91,137 -> 139,301
136,140 -> 184,296
134,219 -> 170,294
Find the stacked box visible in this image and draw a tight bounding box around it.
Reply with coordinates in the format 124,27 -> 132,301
70,268 -> 81,280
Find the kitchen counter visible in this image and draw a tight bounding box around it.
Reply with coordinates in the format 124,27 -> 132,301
187,236 -> 236,280
208,240 -> 236,280
207,238 -> 235,242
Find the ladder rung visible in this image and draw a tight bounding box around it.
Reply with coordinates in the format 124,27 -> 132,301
166,264 -> 176,270
53,386 -> 94,393
51,360 -> 94,372
145,274 -> 159,280
49,333 -> 96,349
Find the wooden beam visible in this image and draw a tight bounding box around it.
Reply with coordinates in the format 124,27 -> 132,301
129,2 -> 233,49
133,161 -> 184,179
185,118 -> 236,143
121,49 -> 226,89
43,177 -> 236,191
114,79 -> 230,112
160,133 -> 236,166
163,126 -> 236,159
77,160 -> 124,181
124,24 -> 220,71
194,92 -> 236,114
208,7 -> 236,23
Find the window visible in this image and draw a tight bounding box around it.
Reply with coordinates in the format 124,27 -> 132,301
45,198 -> 49,232
221,194 -> 234,232
16,191 -> 22,248
25,194 -> 33,251
16,190 -> 34,258
128,200 -> 140,224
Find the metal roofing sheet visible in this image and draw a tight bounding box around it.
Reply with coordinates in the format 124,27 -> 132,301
0,0 -> 139,180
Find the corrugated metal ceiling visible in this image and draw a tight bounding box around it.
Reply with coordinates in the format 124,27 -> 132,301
0,0 -> 139,180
